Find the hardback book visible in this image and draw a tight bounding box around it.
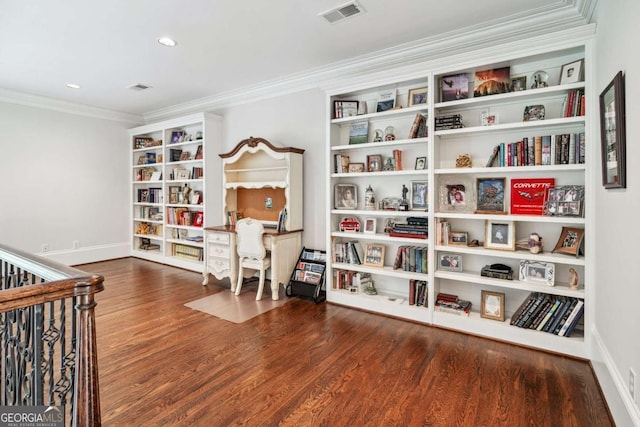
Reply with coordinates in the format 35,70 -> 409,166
409,114 -> 426,139
510,178 -> 555,215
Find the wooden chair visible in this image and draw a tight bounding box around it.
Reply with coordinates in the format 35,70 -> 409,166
235,218 -> 272,300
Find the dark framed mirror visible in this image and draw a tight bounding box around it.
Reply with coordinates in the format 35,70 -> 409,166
599,71 -> 626,189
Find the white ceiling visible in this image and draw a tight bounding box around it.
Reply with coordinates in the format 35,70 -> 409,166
0,0 -> 586,119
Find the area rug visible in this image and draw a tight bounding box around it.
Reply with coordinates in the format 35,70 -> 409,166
185,282 -> 290,323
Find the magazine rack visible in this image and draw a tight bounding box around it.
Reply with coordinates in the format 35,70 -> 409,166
286,247 -> 326,303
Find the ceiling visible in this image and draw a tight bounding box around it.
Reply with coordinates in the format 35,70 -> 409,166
0,0 -> 587,120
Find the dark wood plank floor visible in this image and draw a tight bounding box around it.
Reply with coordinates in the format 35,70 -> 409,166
80,258 -> 613,426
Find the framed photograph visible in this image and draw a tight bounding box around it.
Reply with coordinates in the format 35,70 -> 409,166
364,218 -> 377,234
511,76 -> 526,92
376,89 -> 396,112
349,120 -> 369,145
448,231 -> 468,246
408,87 -> 428,106
366,155 -> 383,172
415,157 -> 427,170
348,163 -> 365,173
179,151 -> 190,161
438,176 -> 475,213
334,183 -> 358,210
440,73 -> 469,102
194,145 -> 203,160
484,220 -> 515,251
363,243 -> 385,267
334,100 -> 359,119
175,169 -> 190,180
473,67 -> 510,97
523,105 -> 545,121
438,253 -> 462,272
530,70 -> 549,89
544,185 -> 584,217
552,227 -> 584,257
193,211 -> 204,227
560,59 -> 584,85
476,177 -> 506,214
170,130 -> 184,144
599,70 -> 626,189
481,290 -> 505,321
519,260 -> 555,286
480,110 -> 498,126
410,180 -> 428,211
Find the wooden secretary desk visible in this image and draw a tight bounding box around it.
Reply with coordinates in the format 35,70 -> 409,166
202,137 -> 304,300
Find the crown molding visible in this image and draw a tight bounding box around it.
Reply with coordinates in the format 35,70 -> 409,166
0,88 -> 143,124
143,1 -> 590,122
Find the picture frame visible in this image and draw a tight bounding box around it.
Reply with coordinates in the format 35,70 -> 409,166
364,218 -> 377,234
560,59 -> 584,85
473,67 -> 510,97
363,243 -> 385,267
480,110 -> 499,126
440,73 -> 469,102
408,87 -> 428,106
175,169 -> 190,180
523,104 -> 545,121
544,185 -> 584,217
484,220 -> 515,251
334,100 -> 359,119
438,176 -> 475,213
415,157 -> 427,170
510,76 -> 526,92
519,260 -> 555,286
552,226 -> 584,257
348,163 -> 365,173
438,253 -> 462,272
599,70 -> 626,189
366,155 -> 383,172
170,130 -> 184,144
448,231 -> 468,246
349,120 -> 369,145
530,70 -> 549,89
334,183 -> 358,210
194,145 -> 203,160
410,180 -> 428,211
481,290 -> 505,321
193,211 -> 204,227
475,177 -> 506,214
179,151 -> 190,161
376,90 -> 396,112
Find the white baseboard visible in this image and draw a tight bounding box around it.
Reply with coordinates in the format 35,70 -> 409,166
591,328 -> 640,427
38,243 -> 130,267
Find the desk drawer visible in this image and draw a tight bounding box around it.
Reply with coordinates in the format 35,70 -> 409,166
208,245 -> 231,259
208,258 -> 230,272
207,231 -> 230,245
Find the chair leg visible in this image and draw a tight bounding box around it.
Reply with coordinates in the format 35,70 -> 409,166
235,264 -> 244,295
256,268 -> 265,300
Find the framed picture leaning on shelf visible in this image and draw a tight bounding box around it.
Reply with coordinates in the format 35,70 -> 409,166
484,220 -> 515,251
415,157 -> 427,170
438,253 -> 462,272
510,76 -> 526,91
448,231 -> 468,246
439,176 -> 475,213
363,243 -> 385,267
559,59 -> 584,85
473,67 -> 510,97
475,177 -> 506,214
408,87 -> 428,106
376,89 -> 396,112
481,290 -> 505,321
552,227 -> 584,257
599,70 -> 626,189
410,180 -> 428,211
334,183 -> 358,210
440,73 -> 468,102
364,218 -> 376,234
519,260 -> 555,286
367,155 -> 382,172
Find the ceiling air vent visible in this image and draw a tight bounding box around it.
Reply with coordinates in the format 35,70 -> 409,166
320,2 -> 365,24
127,83 -> 151,91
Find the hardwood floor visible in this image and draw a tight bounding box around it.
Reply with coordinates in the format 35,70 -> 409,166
81,258 -> 613,426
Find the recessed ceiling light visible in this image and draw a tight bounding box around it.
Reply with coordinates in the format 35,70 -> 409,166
157,37 -> 177,47
66,83 -> 81,89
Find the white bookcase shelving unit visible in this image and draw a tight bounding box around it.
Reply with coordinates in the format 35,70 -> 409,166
129,112 -> 222,272
325,35 -> 593,358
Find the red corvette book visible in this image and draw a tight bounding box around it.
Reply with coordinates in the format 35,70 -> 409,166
510,178 -> 555,215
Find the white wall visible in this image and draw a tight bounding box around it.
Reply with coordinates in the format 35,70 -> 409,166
592,0 -> 640,425
215,88 -> 327,251
0,102 -> 132,264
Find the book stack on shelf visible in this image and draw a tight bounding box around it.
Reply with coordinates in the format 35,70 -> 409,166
389,217 -> 428,239
510,292 -> 584,337
435,114 -> 464,131
172,244 -> 204,261
393,245 -> 428,273
409,280 -> 428,306
333,240 -> 362,264
434,293 -> 472,316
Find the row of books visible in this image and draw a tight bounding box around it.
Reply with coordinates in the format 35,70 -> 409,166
139,206 -> 163,221
562,89 -> 585,118
393,245 -> 428,273
334,240 -> 362,264
172,244 -> 203,262
434,293 -> 472,316
166,208 -> 203,227
168,146 -> 203,162
486,133 -> 585,167
434,220 -> 452,246
169,167 -> 202,181
226,210 -> 244,226
511,292 -> 584,337
137,187 -> 162,204
408,280 -> 428,306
